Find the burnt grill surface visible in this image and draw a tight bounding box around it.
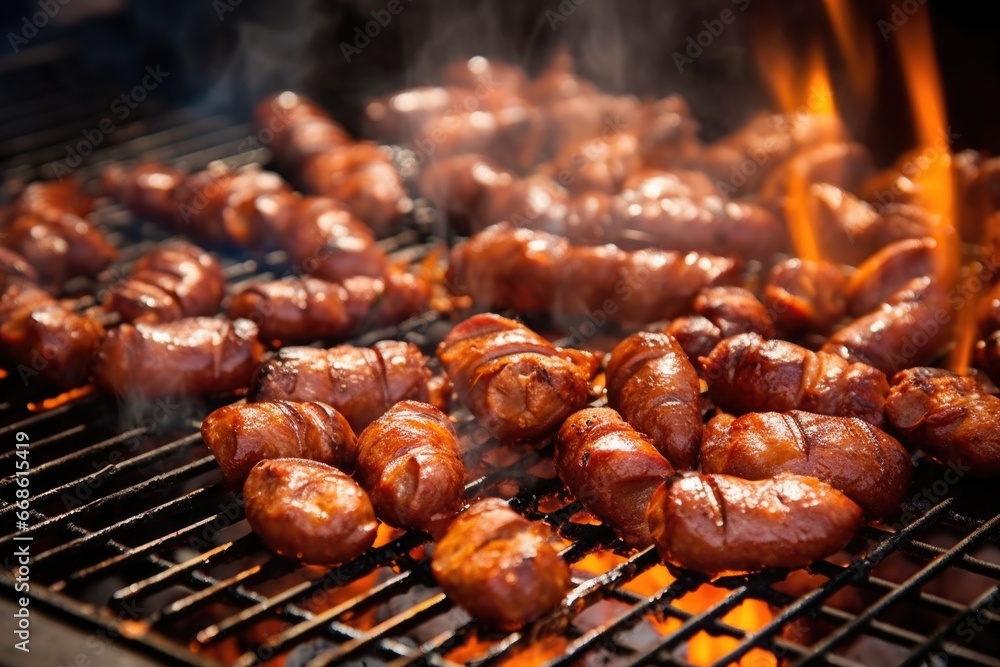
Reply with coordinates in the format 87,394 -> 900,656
1,45 -> 1000,667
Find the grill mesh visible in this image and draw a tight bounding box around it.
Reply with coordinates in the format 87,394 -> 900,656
2,47 -> 1000,667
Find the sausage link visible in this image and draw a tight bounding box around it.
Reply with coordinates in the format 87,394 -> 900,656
762,258 -> 846,335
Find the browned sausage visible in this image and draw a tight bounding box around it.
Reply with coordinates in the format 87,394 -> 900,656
101,162 -> 187,225
0,280 -> 54,322
822,277 -> 951,376
363,86 -> 461,143
845,237 -> 936,316
201,400 -> 358,488
0,248 -> 39,292
416,154 -> 513,234
886,367 -> 1000,478
355,401 -> 465,537
646,473 -> 863,576
555,408 -> 674,548
665,286 -> 775,366
447,224 -> 742,325
702,333 -> 889,427
253,91 -> 352,166
13,180 -> 94,221
975,331 -> 1000,386
248,340 -> 436,432
103,241 -> 225,324
243,458 -> 378,565
0,304 -> 104,389
548,132 -> 642,194
92,317 -> 262,397
701,411 -> 911,518
437,313 -> 598,443
606,332 -> 702,469
431,498 -> 571,629
4,212 -> 118,286
762,258 -> 846,335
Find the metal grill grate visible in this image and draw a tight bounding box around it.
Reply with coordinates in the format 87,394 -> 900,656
2,45 -> 1000,667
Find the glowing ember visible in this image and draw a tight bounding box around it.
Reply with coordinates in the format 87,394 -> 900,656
27,385 -> 94,411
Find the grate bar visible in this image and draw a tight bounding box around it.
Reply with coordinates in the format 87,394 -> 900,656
0,395 -> 98,438
801,512 -> 1000,665
897,585 -> 1000,667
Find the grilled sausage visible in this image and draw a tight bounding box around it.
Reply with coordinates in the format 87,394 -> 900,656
13,180 -> 94,221
702,411 -> 911,518
253,91 -> 352,166
252,192 -> 388,282
549,132 -> 642,194
762,258 -> 846,335
476,175 -> 570,234
0,280 -> 54,322
822,277 -> 951,376
663,315 -> 722,369
555,408 -> 674,548
606,332 -> 702,470
249,340 -> 436,432
447,224 -> 742,325
431,498 -> 571,629
101,162 -> 187,225
0,304 -> 104,389
92,317 -> 262,397
845,237 -> 936,316
646,473 -> 863,576
103,241 -> 225,324
355,401 -> 465,537
885,367 -> 1000,478
228,272 -> 430,346
702,333 -> 889,427
4,212 -> 118,286
243,458 -> 378,565
437,313 -> 598,443
666,286 -> 775,366
0,247 -> 39,289
201,400 -> 358,488
363,86 -> 460,143
416,154 -> 513,234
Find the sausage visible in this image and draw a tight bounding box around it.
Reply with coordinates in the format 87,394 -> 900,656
759,142 -> 876,212
4,212 -> 118,286
0,304 -> 104,389
431,498 -> 571,629
248,340 -> 436,432
885,367 -> 1000,478
606,332 -> 702,470
701,411 -> 911,518
845,237 -> 936,316
201,400 -> 358,489
975,331 -> 1000,386
253,91 -> 352,166
646,473 -> 863,576
665,286 -> 775,365
101,162 -> 187,225
417,154 -> 513,234
822,277 -> 951,376
0,280 -> 54,322
762,258 -> 846,335
548,132 -> 642,194
633,96 -> 701,170
555,408 -> 674,548
437,313 -> 598,443
0,248 -> 39,290
702,333 -> 889,427
103,241 -> 225,324
663,316 -> 722,369
243,458 -> 378,565
253,193 -> 388,282
447,224 -> 742,325
977,282 -> 1000,336
92,317 -> 262,397
13,180 -> 94,221
363,86 -> 461,143
355,401 -> 465,537
476,175 -> 569,234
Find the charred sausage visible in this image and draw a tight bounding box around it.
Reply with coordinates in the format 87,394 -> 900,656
201,400 -> 358,488
431,498 -> 571,629
702,411 -> 911,518
437,313 -> 598,443
249,340 -> 437,432
555,408 -> 674,548
646,473 -> 863,576
92,317 -> 262,397
702,333 -> 889,427
243,458 -> 378,565
355,401 -> 465,537
886,367 -> 1000,478
606,332 -> 702,469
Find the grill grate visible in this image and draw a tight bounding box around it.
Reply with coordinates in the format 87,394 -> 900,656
2,45 -> 1000,667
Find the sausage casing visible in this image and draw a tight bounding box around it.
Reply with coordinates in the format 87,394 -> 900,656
606,332 -> 702,469
556,408 -> 674,548
201,400 -> 358,488
243,458 -> 378,565
646,473 -> 863,576
356,401 -> 465,537
702,411 -> 912,518
431,498 -> 571,629
437,313 -> 598,443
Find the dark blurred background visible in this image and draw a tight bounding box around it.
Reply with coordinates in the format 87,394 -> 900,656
0,0 -> 998,166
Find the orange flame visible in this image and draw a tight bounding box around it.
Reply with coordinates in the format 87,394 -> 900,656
822,0 -> 876,102
27,385 -> 94,411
